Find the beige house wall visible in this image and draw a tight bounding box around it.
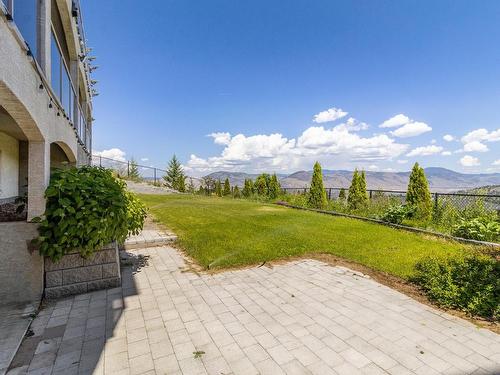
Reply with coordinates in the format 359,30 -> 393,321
0,0 -> 94,307
0,131 -> 19,199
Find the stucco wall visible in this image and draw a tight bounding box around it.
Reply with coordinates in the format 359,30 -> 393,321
0,14 -> 79,162
0,131 -> 19,198
0,222 -> 43,304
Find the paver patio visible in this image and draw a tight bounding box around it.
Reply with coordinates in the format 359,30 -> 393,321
8,245 -> 500,375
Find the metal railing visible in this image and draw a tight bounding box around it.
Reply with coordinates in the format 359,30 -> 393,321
91,155 -> 167,185
282,187 -> 500,211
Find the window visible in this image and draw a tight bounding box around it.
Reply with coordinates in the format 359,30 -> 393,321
51,31 -> 76,120
12,0 -> 38,58
51,32 -> 61,101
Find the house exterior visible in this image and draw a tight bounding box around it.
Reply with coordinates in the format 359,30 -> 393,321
0,0 -> 94,305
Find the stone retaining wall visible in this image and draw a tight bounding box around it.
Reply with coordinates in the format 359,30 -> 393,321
44,243 -> 121,299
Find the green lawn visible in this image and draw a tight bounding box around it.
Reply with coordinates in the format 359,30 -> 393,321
140,194 -> 473,279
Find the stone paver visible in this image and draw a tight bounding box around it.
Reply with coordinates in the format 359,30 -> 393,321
8,245 -> 500,374
0,303 -> 38,375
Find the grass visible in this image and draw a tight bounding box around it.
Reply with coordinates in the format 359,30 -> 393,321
139,194 -> 474,279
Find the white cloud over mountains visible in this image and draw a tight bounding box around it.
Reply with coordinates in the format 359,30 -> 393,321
406,145 -> 443,157
456,128 -> 500,154
460,155 -> 480,167
186,112 -> 410,173
462,141 -> 489,153
378,114 -> 432,138
95,107 -> 499,175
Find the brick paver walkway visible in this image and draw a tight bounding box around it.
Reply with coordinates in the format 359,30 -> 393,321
8,246 -> 500,375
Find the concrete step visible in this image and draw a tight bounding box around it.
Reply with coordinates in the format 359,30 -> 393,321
122,229 -> 177,250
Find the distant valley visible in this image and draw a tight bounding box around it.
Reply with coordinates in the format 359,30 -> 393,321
203,168 -> 500,193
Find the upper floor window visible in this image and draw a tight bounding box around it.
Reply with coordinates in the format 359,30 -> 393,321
11,0 -> 38,59
51,31 -> 75,121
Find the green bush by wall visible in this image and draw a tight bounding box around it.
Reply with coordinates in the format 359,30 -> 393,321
36,166 -> 147,261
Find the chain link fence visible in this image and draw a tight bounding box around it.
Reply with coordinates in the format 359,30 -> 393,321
282,187 -> 500,212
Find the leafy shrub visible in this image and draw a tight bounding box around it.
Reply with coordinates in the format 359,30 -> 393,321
452,218 -> 500,242
414,255 -> 500,319
381,204 -> 414,224
37,166 -> 147,261
280,192 -> 308,207
125,190 -> 148,236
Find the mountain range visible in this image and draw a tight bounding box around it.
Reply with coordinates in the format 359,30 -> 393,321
205,168 -> 500,193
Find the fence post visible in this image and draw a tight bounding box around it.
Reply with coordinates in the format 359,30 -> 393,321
328,188 -> 332,200
127,161 -> 130,177
99,155 -> 102,167
434,193 -> 439,211
154,168 -> 157,185
369,190 -> 373,199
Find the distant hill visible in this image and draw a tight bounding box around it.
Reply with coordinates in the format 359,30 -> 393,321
458,185 -> 500,195
203,168 -> 500,193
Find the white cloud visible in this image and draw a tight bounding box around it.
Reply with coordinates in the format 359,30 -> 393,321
459,128 -> 499,154
397,159 -> 408,164
461,128 -> 500,143
406,145 -> 443,157
296,125 -> 407,159
462,141 -> 489,153
441,151 -> 452,156
379,114 -> 410,128
367,165 -> 379,170
93,148 -> 126,162
430,139 -> 437,144
140,157 -> 149,162
443,134 -> 455,142
493,159 -> 500,166
460,155 -> 480,167
208,132 -> 232,145
391,121 -> 432,138
343,117 -> 369,131
313,107 -> 348,123
188,123 -> 408,174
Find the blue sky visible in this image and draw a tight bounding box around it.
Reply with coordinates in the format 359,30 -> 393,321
85,0 -> 500,175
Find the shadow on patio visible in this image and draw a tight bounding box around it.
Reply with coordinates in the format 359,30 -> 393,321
6,252 -> 146,374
